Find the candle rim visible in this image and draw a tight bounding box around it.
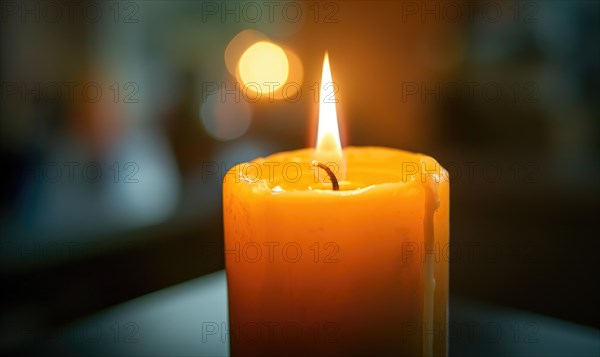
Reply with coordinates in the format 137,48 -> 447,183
224,146 -> 448,196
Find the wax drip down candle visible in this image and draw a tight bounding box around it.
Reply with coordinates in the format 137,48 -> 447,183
223,53 -> 449,356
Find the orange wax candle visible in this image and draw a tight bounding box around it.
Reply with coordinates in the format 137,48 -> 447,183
223,55 -> 449,356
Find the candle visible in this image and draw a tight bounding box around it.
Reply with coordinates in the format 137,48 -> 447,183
223,54 -> 449,356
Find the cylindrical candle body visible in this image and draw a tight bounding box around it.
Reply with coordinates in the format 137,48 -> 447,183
223,147 -> 449,356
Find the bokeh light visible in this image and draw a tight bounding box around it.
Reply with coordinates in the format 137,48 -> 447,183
271,46 -> 304,102
200,87 -> 252,141
225,31 -> 303,102
224,29 -> 269,77
237,41 -> 289,94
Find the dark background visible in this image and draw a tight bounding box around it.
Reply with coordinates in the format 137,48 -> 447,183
1,0 -> 599,355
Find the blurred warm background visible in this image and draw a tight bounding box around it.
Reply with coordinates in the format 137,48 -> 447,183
1,0 -> 598,354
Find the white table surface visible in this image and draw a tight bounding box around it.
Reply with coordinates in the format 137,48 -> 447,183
37,270 -> 599,356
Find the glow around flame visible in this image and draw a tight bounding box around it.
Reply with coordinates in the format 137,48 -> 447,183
316,53 -> 344,177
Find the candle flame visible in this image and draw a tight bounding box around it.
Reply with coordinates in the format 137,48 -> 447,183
316,53 -> 344,177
